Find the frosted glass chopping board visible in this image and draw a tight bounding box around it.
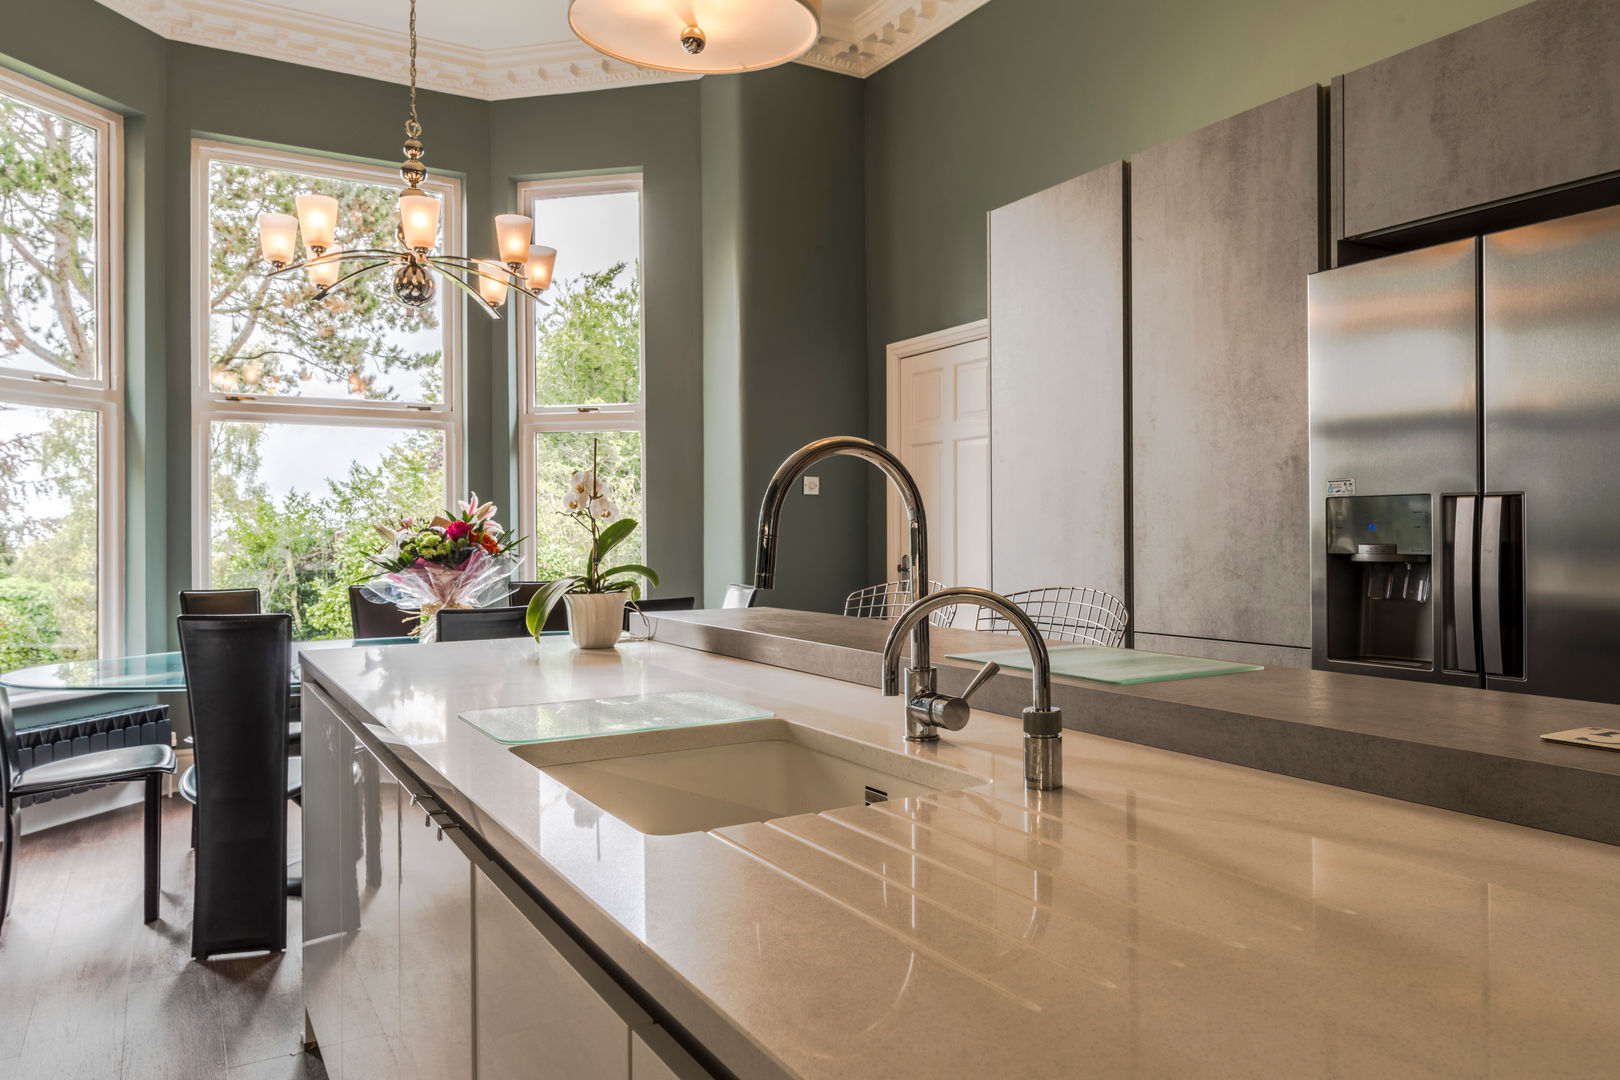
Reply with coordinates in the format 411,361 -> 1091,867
945,644 -> 1262,684
461,690 -> 773,744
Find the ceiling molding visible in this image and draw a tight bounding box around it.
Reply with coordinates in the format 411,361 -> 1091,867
95,0 -> 993,98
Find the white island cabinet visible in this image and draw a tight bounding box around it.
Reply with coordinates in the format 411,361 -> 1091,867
302,680 -> 714,1080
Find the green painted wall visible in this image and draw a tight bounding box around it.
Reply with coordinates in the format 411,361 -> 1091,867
861,0 -> 1531,577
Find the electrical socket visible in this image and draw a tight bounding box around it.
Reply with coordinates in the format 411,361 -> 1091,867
803,475 -> 820,496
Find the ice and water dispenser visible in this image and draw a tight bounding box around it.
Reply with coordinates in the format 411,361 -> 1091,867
1323,494 -> 1433,669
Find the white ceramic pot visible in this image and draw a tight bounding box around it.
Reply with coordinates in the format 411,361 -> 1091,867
564,592 -> 626,649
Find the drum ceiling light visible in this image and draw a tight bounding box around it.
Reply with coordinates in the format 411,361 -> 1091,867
569,0 -> 823,74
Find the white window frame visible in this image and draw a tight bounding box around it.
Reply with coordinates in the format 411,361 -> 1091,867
190,140 -> 465,587
516,174 -> 646,578
0,66 -> 124,660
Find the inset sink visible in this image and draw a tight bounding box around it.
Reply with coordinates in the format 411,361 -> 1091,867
509,718 -> 987,835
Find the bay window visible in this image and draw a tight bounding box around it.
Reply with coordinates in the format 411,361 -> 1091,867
192,141 -> 462,639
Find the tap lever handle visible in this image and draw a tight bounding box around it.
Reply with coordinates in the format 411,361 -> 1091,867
960,661 -> 1000,702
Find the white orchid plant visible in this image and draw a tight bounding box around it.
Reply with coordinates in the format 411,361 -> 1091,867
525,438 -> 659,638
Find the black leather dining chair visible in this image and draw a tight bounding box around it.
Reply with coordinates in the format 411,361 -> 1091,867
348,585 -> 418,639
178,588 -> 260,615
176,614 -> 292,959
0,688 -> 176,928
625,596 -> 696,630
508,581 -> 568,631
436,607 -> 533,642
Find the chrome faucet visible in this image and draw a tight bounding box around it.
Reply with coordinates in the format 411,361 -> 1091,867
755,435 -> 936,692
880,587 -> 1063,791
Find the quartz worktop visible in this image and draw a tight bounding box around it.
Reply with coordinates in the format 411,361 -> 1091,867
648,609 -> 1620,846
301,635 -> 1620,1079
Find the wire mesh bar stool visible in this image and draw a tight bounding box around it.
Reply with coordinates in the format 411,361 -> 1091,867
976,586 -> 1129,646
844,580 -> 958,628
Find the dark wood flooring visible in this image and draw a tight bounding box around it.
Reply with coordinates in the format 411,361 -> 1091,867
0,796 -> 327,1079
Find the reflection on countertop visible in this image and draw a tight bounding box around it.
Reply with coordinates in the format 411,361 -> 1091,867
302,635 -> 1620,1080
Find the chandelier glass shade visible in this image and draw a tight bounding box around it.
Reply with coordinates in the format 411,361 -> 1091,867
568,0 -> 822,74
255,0 -> 552,320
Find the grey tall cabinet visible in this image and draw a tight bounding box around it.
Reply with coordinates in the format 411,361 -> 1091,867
987,164 -> 1128,604
1130,87 -> 1321,666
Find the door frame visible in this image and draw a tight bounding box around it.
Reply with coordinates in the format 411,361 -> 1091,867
883,319 -> 990,581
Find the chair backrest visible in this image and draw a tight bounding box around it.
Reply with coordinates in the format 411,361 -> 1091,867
0,688 -> 17,805
976,586 -> 1130,646
177,613 -> 291,957
348,585 -> 419,639
722,584 -> 760,609
436,607 -> 533,642
507,581 -> 568,631
507,580 -> 548,608
844,580 -> 956,628
178,588 -> 261,615
625,595 -> 695,631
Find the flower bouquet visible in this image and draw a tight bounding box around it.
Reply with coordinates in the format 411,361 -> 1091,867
361,493 -> 521,642
526,441 -> 658,649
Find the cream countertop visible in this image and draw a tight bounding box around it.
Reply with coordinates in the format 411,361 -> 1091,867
301,636 -> 1620,1080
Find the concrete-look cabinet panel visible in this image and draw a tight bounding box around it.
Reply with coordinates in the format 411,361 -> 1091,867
988,162 -> 1127,601
1341,0 -> 1620,238
1131,86 -> 1320,650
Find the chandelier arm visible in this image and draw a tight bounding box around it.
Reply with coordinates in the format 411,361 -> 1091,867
431,258 -> 549,305
311,259 -> 399,297
429,263 -> 508,320
263,249 -> 404,278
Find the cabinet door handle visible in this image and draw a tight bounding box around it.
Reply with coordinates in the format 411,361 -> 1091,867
1452,495 -> 1477,672
1480,495 -> 1504,676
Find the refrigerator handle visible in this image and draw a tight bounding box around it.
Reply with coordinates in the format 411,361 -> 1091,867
1451,496 -> 1478,672
1480,495 -> 1505,676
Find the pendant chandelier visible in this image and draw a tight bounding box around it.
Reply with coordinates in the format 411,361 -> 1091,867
569,0 -> 822,74
254,0 -> 554,319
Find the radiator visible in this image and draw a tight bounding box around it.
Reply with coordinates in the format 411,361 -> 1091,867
14,704 -> 172,808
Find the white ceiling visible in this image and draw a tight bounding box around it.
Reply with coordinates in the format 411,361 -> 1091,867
95,0 -> 994,99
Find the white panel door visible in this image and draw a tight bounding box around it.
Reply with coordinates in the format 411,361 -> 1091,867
887,330 -> 992,613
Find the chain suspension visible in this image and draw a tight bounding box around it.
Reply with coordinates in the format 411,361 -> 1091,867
405,0 -> 422,140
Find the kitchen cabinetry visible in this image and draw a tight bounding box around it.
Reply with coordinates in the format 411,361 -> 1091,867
474,862 -> 652,1078
304,681 -> 711,1079
1338,0 -> 1620,240
302,685 -> 476,1080
1130,86 -> 1320,661
987,162 -> 1127,602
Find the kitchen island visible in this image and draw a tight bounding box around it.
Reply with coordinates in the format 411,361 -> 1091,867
300,631 -> 1620,1079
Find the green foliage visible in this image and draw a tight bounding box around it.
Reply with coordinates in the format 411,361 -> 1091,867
534,262 -> 640,407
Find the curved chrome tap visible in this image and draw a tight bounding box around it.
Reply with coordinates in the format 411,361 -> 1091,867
755,435 -> 934,689
881,586 -> 1064,791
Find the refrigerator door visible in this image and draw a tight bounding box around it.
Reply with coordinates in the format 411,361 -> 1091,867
1308,240 -> 1481,685
1484,204 -> 1620,705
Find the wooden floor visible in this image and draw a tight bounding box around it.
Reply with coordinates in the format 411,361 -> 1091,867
0,796 -> 327,1079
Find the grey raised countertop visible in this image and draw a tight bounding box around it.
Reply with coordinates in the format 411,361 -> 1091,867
648,608 -> 1620,846
301,634 -> 1620,1079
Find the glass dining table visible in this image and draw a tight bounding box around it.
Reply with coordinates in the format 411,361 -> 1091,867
0,636 -> 418,694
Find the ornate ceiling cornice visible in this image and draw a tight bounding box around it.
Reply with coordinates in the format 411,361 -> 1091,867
95,0 -> 993,98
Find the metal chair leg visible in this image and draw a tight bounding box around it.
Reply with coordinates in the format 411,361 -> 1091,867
144,774 -> 162,924
0,800 -> 16,926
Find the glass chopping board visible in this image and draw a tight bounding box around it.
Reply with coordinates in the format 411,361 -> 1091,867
945,644 -> 1262,685
460,690 -> 774,744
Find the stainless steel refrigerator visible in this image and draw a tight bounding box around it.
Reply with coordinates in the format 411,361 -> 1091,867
1309,202 -> 1620,705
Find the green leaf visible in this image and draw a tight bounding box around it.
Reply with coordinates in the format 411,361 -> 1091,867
599,564 -> 659,588
526,576 -> 582,637
602,579 -> 641,602
590,518 -> 638,566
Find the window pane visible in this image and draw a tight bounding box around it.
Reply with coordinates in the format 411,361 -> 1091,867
206,160 -> 445,404
210,421 -> 445,640
0,92 -> 99,381
0,403 -> 98,666
531,190 -> 641,407
533,431 -> 643,579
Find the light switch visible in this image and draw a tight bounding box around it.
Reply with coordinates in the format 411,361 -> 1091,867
803,476 -> 820,496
